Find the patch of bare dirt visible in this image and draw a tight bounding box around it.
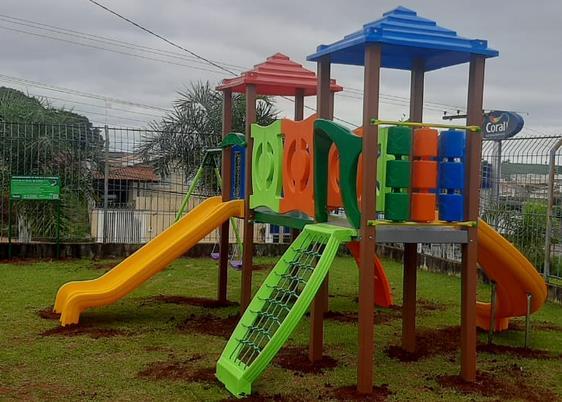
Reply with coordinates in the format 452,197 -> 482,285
137,355 -> 215,383
417,298 -> 447,312
37,306 -> 60,320
177,314 -> 239,338
437,368 -> 558,402
143,345 -> 175,353
40,324 -> 129,339
385,326 -> 460,362
220,393 -> 302,402
252,263 -> 274,271
510,319 -> 562,332
324,307 -> 401,325
274,346 -> 338,374
327,384 -> 392,401
385,326 -> 562,363
143,295 -> 237,308
91,261 -> 116,270
478,343 -> 561,360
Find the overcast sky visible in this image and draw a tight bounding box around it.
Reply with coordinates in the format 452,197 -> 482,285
1,0 -> 561,135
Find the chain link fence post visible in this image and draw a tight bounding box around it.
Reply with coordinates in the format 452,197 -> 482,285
544,138 -> 562,279
103,125 -> 110,244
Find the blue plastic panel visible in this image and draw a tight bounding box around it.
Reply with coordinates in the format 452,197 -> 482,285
439,162 -> 465,190
230,145 -> 246,200
438,130 -> 466,159
439,193 -> 464,222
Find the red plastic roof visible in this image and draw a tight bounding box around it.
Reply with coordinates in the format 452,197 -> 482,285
216,53 -> 342,96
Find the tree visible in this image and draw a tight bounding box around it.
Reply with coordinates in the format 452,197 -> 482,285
138,81 -> 278,182
0,87 -> 103,241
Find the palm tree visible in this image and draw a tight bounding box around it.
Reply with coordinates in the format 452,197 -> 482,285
137,81 -> 278,182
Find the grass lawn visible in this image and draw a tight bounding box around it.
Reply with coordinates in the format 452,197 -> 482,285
1,255 -> 561,401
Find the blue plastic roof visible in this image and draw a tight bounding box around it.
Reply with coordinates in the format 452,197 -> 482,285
307,6 -> 498,71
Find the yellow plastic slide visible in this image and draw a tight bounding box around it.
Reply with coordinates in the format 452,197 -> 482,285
476,219 -> 547,331
54,196 -> 244,326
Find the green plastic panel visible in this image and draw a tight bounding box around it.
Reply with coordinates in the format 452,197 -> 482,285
385,192 -> 410,221
387,126 -> 412,156
250,120 -> 283,212
314,119 -> 362,228
386,160 -> 411,188
253,208 -> 313,230
216,223 -> 356,397
376,127 -> 392,212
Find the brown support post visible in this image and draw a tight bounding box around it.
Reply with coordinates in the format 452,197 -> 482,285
357,44 -> 381,394
321,89 -> 335,315
294,88 -> 304,121
291,89 -> 305,241
218,89 -> 233,302
461,55 -> 486,382
240,84 -> 257,314
309,57 -> 331,363
402,60 -> 424,353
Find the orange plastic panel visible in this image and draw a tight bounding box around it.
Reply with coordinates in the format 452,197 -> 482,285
412,128 -> 438,158
410,193 -> 436,222
412,160 -> 438,190
280,115 -> 316,216
328,127 -> 364,209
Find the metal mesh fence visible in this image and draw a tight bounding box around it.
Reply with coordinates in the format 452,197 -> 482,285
421,135 -> 562,282
0,123 -> 230,244
1,123 -> 561,279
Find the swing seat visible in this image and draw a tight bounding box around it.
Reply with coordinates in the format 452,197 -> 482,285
210,252 -> 220,260
229,260 -> 243,270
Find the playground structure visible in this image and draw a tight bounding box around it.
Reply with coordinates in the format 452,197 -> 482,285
52,6 -> 548,399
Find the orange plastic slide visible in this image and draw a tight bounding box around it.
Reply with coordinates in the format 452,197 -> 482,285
347,241 -> 393,307
476,219 -> 547,331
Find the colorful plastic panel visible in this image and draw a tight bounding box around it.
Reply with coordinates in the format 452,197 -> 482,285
438,129 -> 466,159
384,126 -> 412,221
314,119 -> 362,228
230,145 -> 246,200
279,115 -> 316,217
328,127 -> 390,212
387,126 -> 412,156
385,192 -> 410,221
439,193 -> 464,221
411,128 -> 438,222
250,120 -> 283,212
438,129 -> 466,221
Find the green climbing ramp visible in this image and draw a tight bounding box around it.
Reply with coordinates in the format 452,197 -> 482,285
216,223 -> 356,397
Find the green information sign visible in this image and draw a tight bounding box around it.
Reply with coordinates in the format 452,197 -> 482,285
10,176 -> 61,200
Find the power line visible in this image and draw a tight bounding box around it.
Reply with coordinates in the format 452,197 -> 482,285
0,25 -> 230,75
28,92 -> 163,119
0,73 -> 169,112
86,0 -> 359,127
0,13 -> 247,71
3,8 -> 464,126
87,0 -> 238,76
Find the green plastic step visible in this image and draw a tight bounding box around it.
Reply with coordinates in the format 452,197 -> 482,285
216,223 -> 356,398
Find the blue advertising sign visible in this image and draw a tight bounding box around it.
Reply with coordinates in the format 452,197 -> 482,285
482,110 -> 524,140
